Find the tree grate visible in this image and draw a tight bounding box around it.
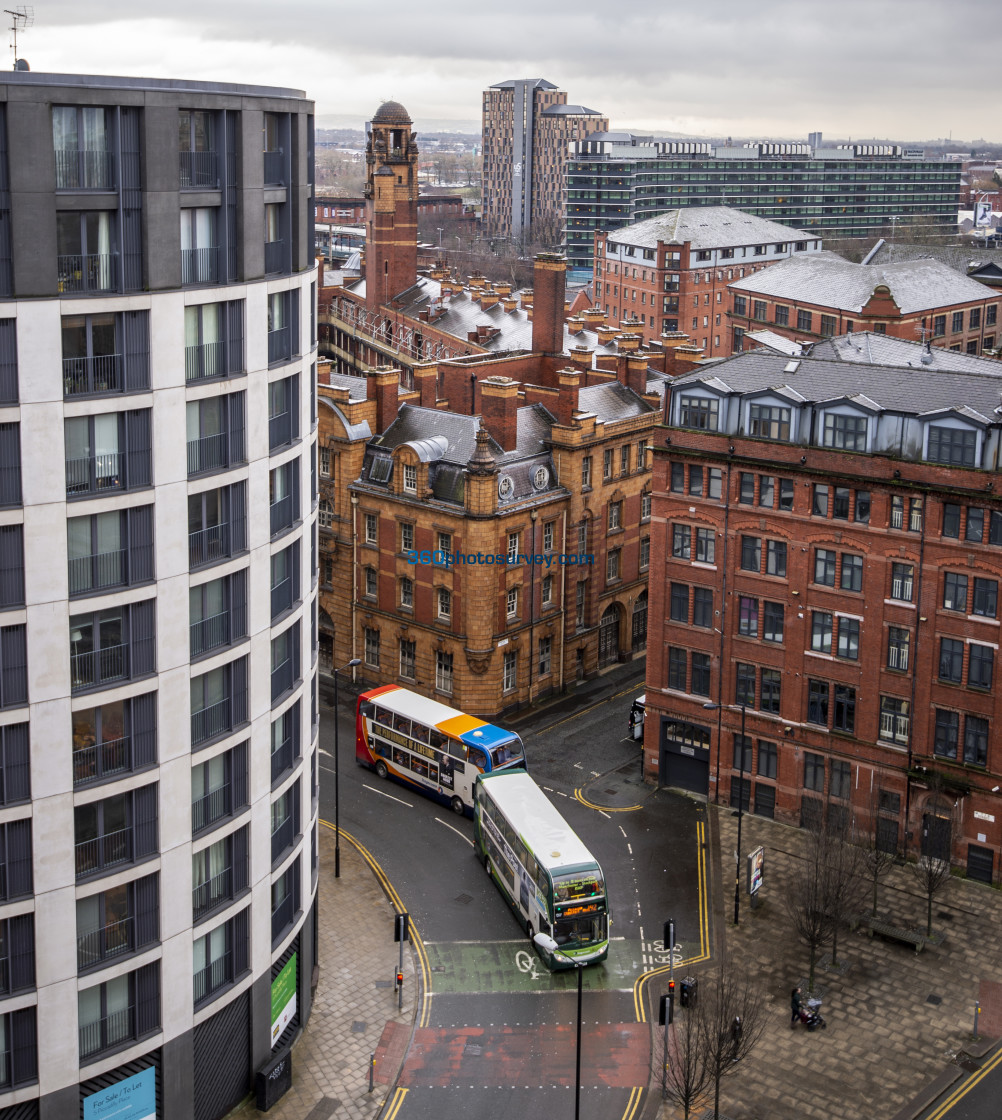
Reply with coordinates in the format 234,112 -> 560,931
926,994 -> 943,1005
351,1021 -> 366,1033
455,893 -> 473,905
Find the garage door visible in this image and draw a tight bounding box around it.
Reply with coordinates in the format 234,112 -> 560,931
660,748 -> 709,797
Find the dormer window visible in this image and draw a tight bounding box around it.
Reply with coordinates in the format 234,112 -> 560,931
403,464 -> 417,494
678,395 -> 719,431
823,413 -> 868,451
748,403 -> 791,441
927,424 -> 977,467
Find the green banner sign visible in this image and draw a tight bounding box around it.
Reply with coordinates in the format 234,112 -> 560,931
271,953 -> 298,1047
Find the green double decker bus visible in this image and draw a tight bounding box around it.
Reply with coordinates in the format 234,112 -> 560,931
474,770 -> 609,969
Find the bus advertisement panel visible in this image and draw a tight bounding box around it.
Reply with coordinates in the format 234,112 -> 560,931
356,685 -> 526,815
474,770 -> 609,970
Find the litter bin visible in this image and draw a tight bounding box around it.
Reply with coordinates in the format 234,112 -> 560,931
680,977 -> 697,1008
255,1049 -> 292,1112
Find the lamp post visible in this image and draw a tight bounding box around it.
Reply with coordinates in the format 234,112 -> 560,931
534,933 -> 583,1120
334,657 -> 362,879
437,226 -> 443,248
704,700 -> 747,925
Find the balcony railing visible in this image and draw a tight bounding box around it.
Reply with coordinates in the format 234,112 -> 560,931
271,814 -> 294,863
77,914 -> 134,970
181,247 -> 219,286
263,149 -> 284,185
0,463 -> 19,508
73,735 -> 130,786
185,340 -> 226,382
63,353 -> 123,396
187,432 -> 230,476
71,641 -> 128,692
191,696 -> 232,747
267,326 -> 290,365
75,826 -> 133,879
188,522 -> 231,569
179,151 -> 219,189
270,495 -> 294,537
270,576 -> 293,619
58,253 -> 117,294
65,451 -> 125,497
194,949 -> 232,1005
193,865 -> 233,921
268,411 -> 292,450
271,892 -> 294,942
68,548 -> 126,596
190,610 -> 230,660
264,239 -> 286,274
55,149 -> 115,191
79,1004 -> 133,1059
271,736 -> 295,783
192,784 -> 231,835
270,657 -> 294,703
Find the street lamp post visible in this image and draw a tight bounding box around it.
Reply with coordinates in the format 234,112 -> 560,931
334,657 -> 362,879
704,700 -> 747,925
534,934 -> 583,1120
436,227 -> 443,247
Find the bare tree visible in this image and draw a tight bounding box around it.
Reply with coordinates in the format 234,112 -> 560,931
697,957 -> 766,1120
823,808 -> 866,969
861,790 -> 898,919
660,987 -> 712,1120
911,779 -> 957,937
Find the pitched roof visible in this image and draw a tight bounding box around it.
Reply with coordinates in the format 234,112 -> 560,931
607,206 -> 811,251
811,332 -> 1002,372
730,251 -> 993,313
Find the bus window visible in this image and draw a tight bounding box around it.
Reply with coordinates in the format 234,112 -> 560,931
359,701 -> 375,720
448,738 -> 467,761
469,747 -> 488,770
552,872 -> 604,902
428,763 -> 438,783
411,756 -> 429,779
412,723 -> 429,744
393,747 -> 407,767
394,717 -> 411,737
490,737 -> 524,766
430,731 -> 445,750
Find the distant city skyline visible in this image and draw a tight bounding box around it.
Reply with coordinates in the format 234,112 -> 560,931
16,0 -> 1000,144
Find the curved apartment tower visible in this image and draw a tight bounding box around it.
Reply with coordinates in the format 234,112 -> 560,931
0,71 -> 319,1118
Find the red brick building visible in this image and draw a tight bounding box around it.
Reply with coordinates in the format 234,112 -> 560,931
646,346 -> 1002,879
728,251 -> 1001,355
593,208 -> 822,358
314,195 -> 467,225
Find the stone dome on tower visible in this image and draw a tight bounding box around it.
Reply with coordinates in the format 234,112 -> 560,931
372,100 -> 412,125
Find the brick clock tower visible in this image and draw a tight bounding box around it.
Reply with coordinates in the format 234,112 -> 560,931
364,100 -> 419,312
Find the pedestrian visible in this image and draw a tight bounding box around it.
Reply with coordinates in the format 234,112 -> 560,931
731,1015 -> 743,1061
790,985 -> 802,1028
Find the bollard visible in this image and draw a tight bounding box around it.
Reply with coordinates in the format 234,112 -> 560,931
368,1052 -> 375,1093
974,1001 -> 981,1040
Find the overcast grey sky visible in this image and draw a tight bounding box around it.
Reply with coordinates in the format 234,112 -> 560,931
21,0 -> 999,141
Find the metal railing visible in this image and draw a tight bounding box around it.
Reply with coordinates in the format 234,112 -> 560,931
190,610 -> 229,659
68,548 -> 126,596
191,696 -> 232,746
194,949 -> 232,1005
65,451 -> 125,496
75,826 -> 132,879
192,864 -> 233,919
71,641 -> 128,692
179,151 -> 219,189
271,892 -> 294,942
267,326 -> 290,365
271,814 -> 294,862
268,410 -> 292,450
58,253 -> 117,294
270,575 -> 293,619
187,432 -> 230,475
264,239 -> 286,274
73,735 -> 130,786
185,340 -> 226,382
55,149 -> 115,190
271,736 -> 295,783
79,1004 -> 133,1058
263,149 -> 284,185
270,657 -> 294,703
63,353 -> 123,396
270,495 -> 294,537
77,914 -> 134,969
188,522 -> 231,568
192,784 -> 231,834
181,247 -> 219,286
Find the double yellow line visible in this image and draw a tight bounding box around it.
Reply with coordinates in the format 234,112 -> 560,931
924,1044 -> 1002,1119
382,1087 -> 408,1120
574,787 -> 642,812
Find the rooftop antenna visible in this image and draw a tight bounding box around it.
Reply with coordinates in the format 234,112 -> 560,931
4,6 -> 32,69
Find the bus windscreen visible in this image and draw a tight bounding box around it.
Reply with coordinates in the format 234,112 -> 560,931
552,871 -> 604,903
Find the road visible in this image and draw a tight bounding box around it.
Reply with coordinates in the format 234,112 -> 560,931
317,681 -> 710,1120
915,1045 -> 1002,1120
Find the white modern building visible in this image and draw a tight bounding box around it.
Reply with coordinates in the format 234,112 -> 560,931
0,71 -> 319,1118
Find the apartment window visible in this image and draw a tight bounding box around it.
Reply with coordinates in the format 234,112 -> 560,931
678,396 -> 719,430
830,759 -> 851,799
78,962 -> 159,1063
831,487 -> 850,520
934,709 -> 959,759
436,650 -> 453,694
269,459 -> 300,538
53,105 -> 113,189
398,523 -> 415,554
194,910 -> 249,1008
758,740 -> 777,779
77,874 -> 158,973
820,314 -> 837,337
191,745 -> 247,836
178,109 -> 216,187
753,300 -> 768,322
398,574 -> 415,611
969,643 -> 994,689
669,583 -> 689,625
909,498 -> 923,531
964,716 -> 989,766
267,621 -> 297,702
739,473 -> 755,504
823,413 -> 867,450
672,525 -> 691,559
362,513 -> 377,545
191,570 -> 248,659
691,653 -> 711,696
581,456 -> 592,488
840,554 -> 863,592
538,636 -> 552,678
855,491 -> 871,522
606,549 -> 621,582
267,289 -> 299,365
603,449 -> 613,480
738,596 -> 759,638
760,669 -> 781,713
575,583 -> 586,630
363,567 -> 377,599
180,207 -> 218,285
733,295 -> 747,316
748,403 -> 790,441
774,305 -> 789,327
735,662 -> 755,707
812,485 -> 829,517
811,611 -> 833,654
740,536 -> 761,572
879,696 -> 910,744
364,628 -> 379,669
939,637 -> 964,683
933,314 -> 946,337
187,394 -> 245,476
619,445 -> 630,476
966,507 -> 986,542
688,466 -> 703,496
506,587 -> 518,620
190,657 -> 248,748
804,752 -> 825,792
61,311 -> 149,398
928,426 -> 977,468
640,536 -> 650,570
437,587 -> 452,621
70,601 -> 155,693
732,734 -> 753,772
271,858 -> 301,946
695,528 -> 715,563
541,521 -> 555,553
758,476 -> 774,508
399,639 -> 415,680
267,376 -> 299,453
693,587 -> 713,628
944,572 -> 968,612
637,439 -> 647,470
184,300 -> 243,382
813,549 -> 836,586
74,785 -> 157,881
507,532 -> 519,564
57,210 -> 118,294
65,410 -> 152,498
670,463 -> 685,493
797,309 -> 812,332
270,703 -> 301,786
402,464 -> 417,494
68,507 -> 153,598
942,503 -> 961,538
0,724 -> 29,805
503,650 -> 517,693
836,618 -> 859,661
608,501 -> 622,531
807,680 -> 829,725
759,600 -> 783,643
973,577 -> 998,617
270,782 -> 300,864
890,562 -> 914,602
765,539 -> 787,577
709,469 -> 723,500
887,627 -> 910,672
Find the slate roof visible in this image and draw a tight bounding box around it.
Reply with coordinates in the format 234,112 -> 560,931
670,350 -> 1002,423
730,251 -> 993,313
374,403 -> 557,466
607,207 -> 811,250
542,104 -> 603,116
745,329 -> 804,356
490,78 -> 558,90
811,332 -> 1002,372
577,381 -> 657,421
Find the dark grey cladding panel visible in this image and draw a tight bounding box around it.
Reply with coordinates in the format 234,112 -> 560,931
496,456 -> 559,505
578,380 -> 654,421
430,463 -> 465,505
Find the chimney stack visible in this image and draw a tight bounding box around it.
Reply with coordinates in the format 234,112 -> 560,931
531,253 -> 567,356
556,368 -> 580,426
479,375 -> 520,453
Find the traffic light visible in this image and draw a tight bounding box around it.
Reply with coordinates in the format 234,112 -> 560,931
395,969 -> 404,989
665,980 -> 675,1024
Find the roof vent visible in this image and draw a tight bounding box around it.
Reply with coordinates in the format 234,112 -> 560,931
783,360 -> 800,374
920,350 -> 933,365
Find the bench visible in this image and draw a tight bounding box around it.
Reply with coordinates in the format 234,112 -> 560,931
865,919 -> 925,954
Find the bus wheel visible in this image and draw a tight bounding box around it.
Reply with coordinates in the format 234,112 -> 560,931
526,921 -> 534,941
484,856 -> 492,876
450,796 -> 464,816
375,761 -> 388,780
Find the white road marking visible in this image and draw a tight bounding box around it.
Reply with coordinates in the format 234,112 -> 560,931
627,843 -> 633,855
599,810 -> 610,820
363,784 -> 413,807
590,770 -> 600,777
573,762 -> 583,770
435,817 -> 473,846
319,748 -> 334,759
619,825 -> 628,838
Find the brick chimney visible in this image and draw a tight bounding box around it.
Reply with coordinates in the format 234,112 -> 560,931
556,369 -> 580,426
370,367 -> 401,434
623,354 -> 649,397
531,253 -> 567,356
479,375 -> 520,452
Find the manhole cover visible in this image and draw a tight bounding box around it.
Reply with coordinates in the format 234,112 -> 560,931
959,1058 -> 979,1073
375,980 -> 392,988
455,893 -> 473,905
604,789 -> 618,796
464,1043 -> 482,1057
351,1021 -> 366,1033
926,994 -> 943,1005
937,911 -> 954,922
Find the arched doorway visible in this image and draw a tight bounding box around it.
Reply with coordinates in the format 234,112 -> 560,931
598,604 -> 620,667
632,591 -> 648,653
